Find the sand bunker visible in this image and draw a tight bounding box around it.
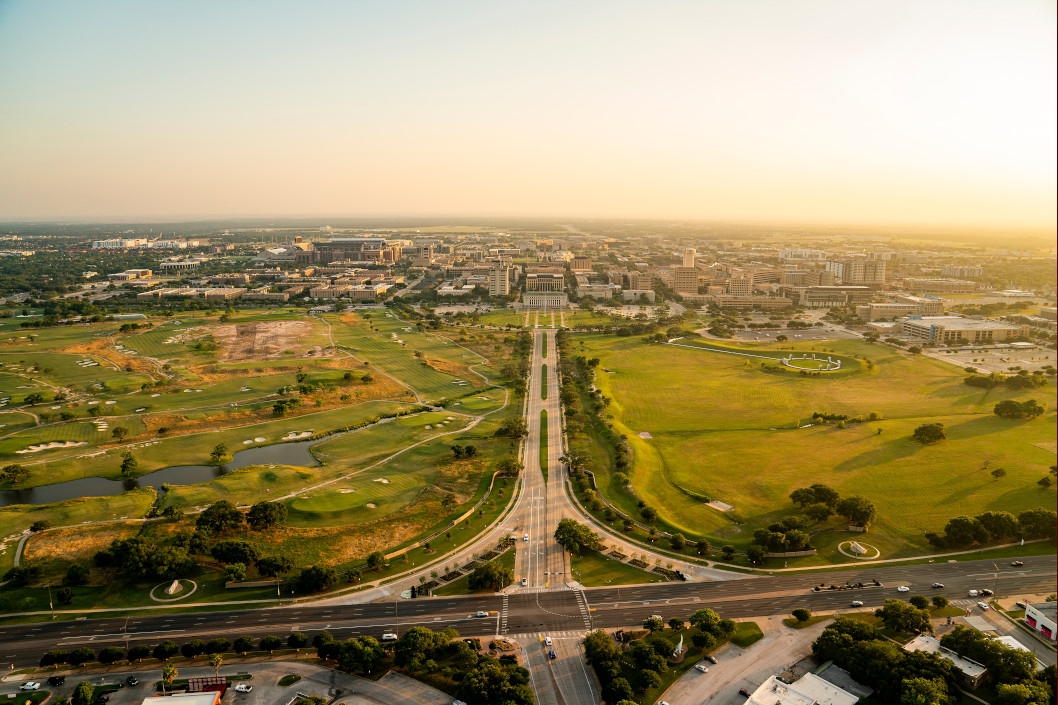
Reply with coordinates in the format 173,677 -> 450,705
373,478 -> 390,484
339,489 -> 355,494
18,441 -> 87,454
213,320 -> 318,362
282,431 -> 313,440
365,503 -> 377,508
254,436 -> 266,442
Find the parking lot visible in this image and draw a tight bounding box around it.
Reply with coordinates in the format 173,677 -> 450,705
0,662 -> 451,705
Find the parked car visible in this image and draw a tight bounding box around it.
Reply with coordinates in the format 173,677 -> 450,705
233,685 -> 253,694
20,683 -> 41,691
521,578 -> 528,586
1011,561 -> 1024,567
523,533 -> 529,542
544,636 -> 552,646
896,586 -> 910,592
695,664 -> 709,673
382,632 -> 399,641
968,589 -> 979,597
850,600 -> 864,607
125,677 -> 139,686
47,677 -> 66,686
932,583 -> 944,589
704,654 -> 718,664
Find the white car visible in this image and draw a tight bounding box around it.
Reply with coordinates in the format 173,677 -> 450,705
977,601 -> 990,611
850,600 -> 864,607
475,610 -> 488,617
896,586 -> 910,593
523,533 -> 529,542
233,685 -> 253,693
20,684 -> 41,692
544,636 -> 552,646
521,578 -> 527,586
649,614 -> 663,621
695,664 -> 709,673
381,632 -> 399,641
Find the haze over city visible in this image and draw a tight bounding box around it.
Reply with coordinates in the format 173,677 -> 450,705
0,0 -> 1054,228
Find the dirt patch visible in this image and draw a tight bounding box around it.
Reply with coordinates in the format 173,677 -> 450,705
1032,441 -> 1057,454
426,357 -> 479,385
24,522 -> 141,571
213,321 -> 325,362
339,313 -> 364,326
59,337 -> 159,379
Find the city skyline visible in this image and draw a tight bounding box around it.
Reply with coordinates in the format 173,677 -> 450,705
0,0 -> 1054,228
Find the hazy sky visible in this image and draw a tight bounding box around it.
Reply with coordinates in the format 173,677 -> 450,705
0,0 -> 1054,227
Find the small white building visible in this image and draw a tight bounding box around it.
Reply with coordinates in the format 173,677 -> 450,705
1025,602 -> 1056,641
747,674 -> 859,705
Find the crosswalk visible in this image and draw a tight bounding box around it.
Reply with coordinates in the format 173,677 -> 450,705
500,594 -> 510,635
574,590 -> 592,631
509,629 -> 588,641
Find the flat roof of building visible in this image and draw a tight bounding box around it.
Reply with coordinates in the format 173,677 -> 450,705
904,635 -> 986,679
1029,602 -> 1058,617
906,316 -> 1021,330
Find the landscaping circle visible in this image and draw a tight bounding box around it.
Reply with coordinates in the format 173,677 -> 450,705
149,579 -> 199,602
782,354 -> 841,371
838,540 -> 880,560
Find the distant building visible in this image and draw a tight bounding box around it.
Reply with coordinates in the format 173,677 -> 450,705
902,278 -> 977,294
942,265 -> 983,277
726,276 -> 753,297
92,238 -> 148,249
672,266 -> 699,295
570,256 -> 593,272
1025,602 -> 1056,641
899,316 -> 1028,344
855,296 -> 943,320
682,248 -> 697,268
158,259 -> 205,271
780,285 -> 873,308
904,635 -> 987,689
706,295 -> 792,310
488,263 -> 512,296
825,259 -> 886,286
108,269 -> 153,281
522,291 -> 568,309
526,272 -> 565,292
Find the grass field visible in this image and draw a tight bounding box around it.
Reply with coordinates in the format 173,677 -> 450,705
570,549 -> 665,586
575,333 -> 1058,556
433,545 -> 516,595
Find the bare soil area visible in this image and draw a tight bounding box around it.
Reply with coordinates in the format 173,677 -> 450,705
213,321 -> 325,362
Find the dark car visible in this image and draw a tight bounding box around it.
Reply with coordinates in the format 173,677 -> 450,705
704,654 -> 718,664
126,677 -> 139,686
739,689 -> 750,697
548,649 -> 557,660
93,696 -> 110,705
47,677 -> 65,686
981,589 -> 994,596
931,583 -> 944,589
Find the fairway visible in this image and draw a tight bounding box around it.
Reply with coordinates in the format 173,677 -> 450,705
576,333 -> 1058,555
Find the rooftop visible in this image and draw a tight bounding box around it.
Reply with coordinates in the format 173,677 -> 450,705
904,635 -> 986,679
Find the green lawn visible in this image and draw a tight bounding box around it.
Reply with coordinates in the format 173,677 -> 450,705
570,549 -> 665,586
432,545 -> 516,595
574,333 -> 1057,556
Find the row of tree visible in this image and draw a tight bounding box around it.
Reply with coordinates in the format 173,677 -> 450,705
41,632 -> 309,667
927,507 -> 1057,549
788,483 -> 878,526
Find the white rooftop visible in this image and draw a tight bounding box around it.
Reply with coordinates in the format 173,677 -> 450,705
748,674 -> 859,705
904,634 -> 986,679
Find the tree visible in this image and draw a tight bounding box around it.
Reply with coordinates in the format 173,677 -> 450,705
912,423 -> 946,444
244,500 -> 287,530
206,638 -> 231,654
875,599 -> 933,634
224,563 -> 246,583
943,515 -> 988,546
642,617 -> 663,632
497,455 -> 523,476
68,647 -> 95,666
340,636 -> 384,674
72,682 -> 94,705
211,540 -> 261,565
119,450 -> 137,477
233,636 -> 255,654
260,635 -> 283,653
976,511 -> 1019,541
553,518 -> 602,555
1018,508 -> 1058,539
457,658 -> 534,705
995,682 -> 1052,705
161,663 -> 178,694
932,595 -> 949,609
991,467 -> 1007,481
181,640 -> 206,658
40,650 -> 69,667
792,608 -> 812,623
900,677 -> 951,705
366,551 -> 386,571
691,631 -> 715,650
804,503 -> 833,523
669,532 -> 686,550
288,632 -> 309,651
195,500 -> 244,534
209,653 -> 223,676
98,646 -> 125,664
994,399 -> 1046,420
209,443 -> 229,465
0,463 -> 30,485
111,426 -> 130,442
668,617 -> 684,631
468,560 -> 514,591
776,334 -> 788,342
127,645 -> 150,662
154,640 -> 179,661
638,669 -> 663,692
292,565 -> 339,593
257,555 -> 294,577
63,563 -> 89,587
910,595 -> 930,609
836,496 -> 877,527
498,416 -> 528,438
1038,476 -> 1052,489
747,546 -> 766,564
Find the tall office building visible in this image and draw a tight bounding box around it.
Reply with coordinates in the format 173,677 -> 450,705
825,259 -> 886,286
683,248 -> 697,268
673,266 -> 699,295
488,263 -> 511,296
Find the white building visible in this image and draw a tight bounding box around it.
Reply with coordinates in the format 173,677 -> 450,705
1025,603 -> 1056,641
904,635 -> 987,688
747,674 -> 859,705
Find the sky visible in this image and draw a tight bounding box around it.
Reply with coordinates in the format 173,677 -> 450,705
0,0 -> 1054,228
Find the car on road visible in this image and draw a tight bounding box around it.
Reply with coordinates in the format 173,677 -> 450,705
475,611 -> 488,617
850,600 -> 864,607
932,583 -> 944,589
548,650 -> 557,660
968,589 -> 979,597
649,614 -> 663,620
897,586 -> 910,592
977,601 -> 989,611
544,636 -> 552,646
47,677 -> 65,686
695,664 -> 709,673
125,677 -> 138,686
20,683 -> 41,691
523,533 -> 529,542
980,589 -> 994,596
1011,561 -> 1024,567
233,685 -> 253,694
521,578 -> 527,586
382,632 -> 398,641
704,654 -> 718,664
93,696 -> 109,705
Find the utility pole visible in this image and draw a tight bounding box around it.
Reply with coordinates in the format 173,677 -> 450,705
47,585 -> 54,619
